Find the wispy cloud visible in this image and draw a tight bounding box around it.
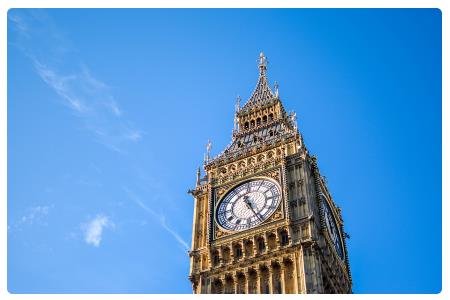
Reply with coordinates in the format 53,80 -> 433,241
33,60 -> 88,113
20,205 -> 52,226
8,11 -> 30,38
159,215 -> 190,252
81,214 -> 115,247
8,9 -> 143,153
123,187 -> 189,252
8,205 -> 53,232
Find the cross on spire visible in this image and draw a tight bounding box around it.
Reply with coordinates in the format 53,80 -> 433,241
258,52 -> 268,75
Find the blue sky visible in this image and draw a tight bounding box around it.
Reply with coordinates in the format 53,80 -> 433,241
7,9 -> 441,293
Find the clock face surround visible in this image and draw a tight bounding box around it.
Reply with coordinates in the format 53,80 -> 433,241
215,178 -> 282,232
320,193 -> 345,260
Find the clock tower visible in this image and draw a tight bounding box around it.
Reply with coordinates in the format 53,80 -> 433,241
188,53 -> 352,294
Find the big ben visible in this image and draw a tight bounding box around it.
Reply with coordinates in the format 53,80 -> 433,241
188,53 -> 352,294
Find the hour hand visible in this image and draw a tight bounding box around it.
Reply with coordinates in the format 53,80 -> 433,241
243,196 -> 252,208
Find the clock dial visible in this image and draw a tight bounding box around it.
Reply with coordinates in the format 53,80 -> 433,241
320,193 -> 345,260
216,178 -> 281,231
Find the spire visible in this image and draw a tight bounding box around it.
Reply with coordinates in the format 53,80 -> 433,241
242,52 -> 275,110
234,95 -> 241,131
196,167 -> 201,186
204,139 -> 212,164
289,111 -> 297,130
258,52 -> 268,75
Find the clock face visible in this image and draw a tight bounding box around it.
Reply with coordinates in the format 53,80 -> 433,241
321,194 -> 345,260
216,178 -> 281,231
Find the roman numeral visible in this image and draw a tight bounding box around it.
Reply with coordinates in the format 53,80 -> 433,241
217,209 -> 231,216
268,203 -> 278,210
256,181 -> 264,191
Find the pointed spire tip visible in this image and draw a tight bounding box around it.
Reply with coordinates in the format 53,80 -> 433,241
258,52 -> 267,69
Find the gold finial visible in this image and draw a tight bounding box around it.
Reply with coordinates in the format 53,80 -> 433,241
258,52 -> 268,74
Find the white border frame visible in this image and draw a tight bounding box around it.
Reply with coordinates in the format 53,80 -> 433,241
1,1 -> 446,299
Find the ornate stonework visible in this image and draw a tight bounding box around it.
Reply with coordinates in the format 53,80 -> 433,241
188,53 -> 352,294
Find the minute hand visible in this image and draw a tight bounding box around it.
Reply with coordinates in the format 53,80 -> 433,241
244,196 -> 262,221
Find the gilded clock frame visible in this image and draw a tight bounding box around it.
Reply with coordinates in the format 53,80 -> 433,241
213,176 -> 283,233
210,166 -> 287,241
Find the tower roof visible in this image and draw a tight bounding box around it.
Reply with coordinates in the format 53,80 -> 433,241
204,52 -> 298,168
241,52 -> 276,111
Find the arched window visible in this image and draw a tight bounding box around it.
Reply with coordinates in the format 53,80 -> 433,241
234,244 -> 243,260
256,118 -> 261,126
280,230 -> 289,246
272,264 -> 282,293
267,233 -> 277,251
244,122 -> 249,129
236,274 -> 245,294
261,268 -> 270,294
222,247 -> 231,264
244,240 -> 254,257
212,279 -> 223,294
263,115 -> 268,123
212,250 -> 220,266
274,278 -> 282,294
250,120 -> 255,128
269,113 -> 274,121
248,270 -> 258,293
258,238 -> 266,253
224,277 -> 234,294
284,260 -> 295,294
